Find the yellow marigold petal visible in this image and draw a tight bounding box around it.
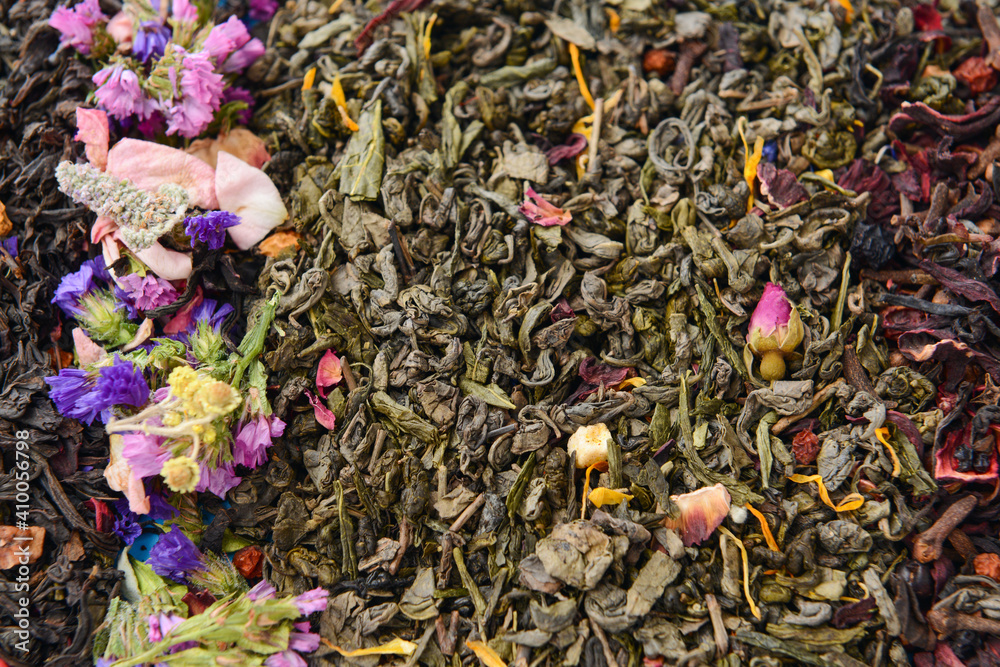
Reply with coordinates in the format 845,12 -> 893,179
834,0 -> 855,23
423,14 -> 437,60
746,503 -> 780,552
569,43 -> 595,110
787,474 -> 865,512
327,638 -> 417,657
588,487 -> 634,508
874,427 -> 902,477
332,74 -> 359,132
718,526 -> 761,620
466,640 -> 506,667
605,8 -> 620,33
302,67 -> 317,91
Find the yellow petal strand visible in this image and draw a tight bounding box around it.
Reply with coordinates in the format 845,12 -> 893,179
616,377 -> 647,390
569,43 -> 595,110
302,67 -> 317,91
718,526 -> 761,620
581,462 -> 599,519
332,74 -> 359,132
745,503 -> 780,552
874,427 -> 901,477
588,487 -> 634,508
466,640 -> 506,667
744,136 -> 764,211
787,474 -> 864,512
423,13 -> 437,60
328,638 -> 417,657
834,0 -> 855,24
605,7 -> 620,33
328,0 -> 345,13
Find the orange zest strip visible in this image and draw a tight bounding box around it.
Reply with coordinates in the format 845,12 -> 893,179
746,503 -> 780,552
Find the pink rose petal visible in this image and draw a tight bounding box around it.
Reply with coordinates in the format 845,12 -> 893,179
75,108 -> 110,170
132,240 -> 193,281
748,283 -> 792,340
105,435 -> 150,515
164,288 -> 204,334
72,327 -> 107,366
186,128 -> 271,170
106,138 -> 219,209
106,12 -> 133,49
316,350 -> 343,399
216,151 -> 288,250
91,215 -> 118,244
519,187 -> 572,227
305,390 -> 337,430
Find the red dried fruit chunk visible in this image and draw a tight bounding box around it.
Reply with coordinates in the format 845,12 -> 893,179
974,553 -> 1000,580
234,544 -> 264,579
954,57 -> 999,95
643,49 -> 676,77
0,526 -> 45,570
792,430 -> 820,466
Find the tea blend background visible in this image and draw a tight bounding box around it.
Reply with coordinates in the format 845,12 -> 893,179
5,0 -> 1000,665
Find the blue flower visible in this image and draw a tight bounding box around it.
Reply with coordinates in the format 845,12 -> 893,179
112,499 -> 142,545
52,258 -> 107,316
184,211 -> 241,250
1,237 -> 17,258
45,368 -> 101,423
147,528 -> 205,582
191,298 -> 235,333
762,139 -> 778,163
133,21 -> 171,62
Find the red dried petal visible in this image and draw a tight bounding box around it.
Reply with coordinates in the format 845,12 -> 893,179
233,545 -> 264,579
792,430 -> 820,466
954,57 -> 1000,95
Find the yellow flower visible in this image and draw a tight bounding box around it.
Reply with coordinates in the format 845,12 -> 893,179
193,380 -> 241,416
168,366 -> 199,401
161,456 -> 200,494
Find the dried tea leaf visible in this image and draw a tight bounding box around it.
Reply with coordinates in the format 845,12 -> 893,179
339,100 -> 385,201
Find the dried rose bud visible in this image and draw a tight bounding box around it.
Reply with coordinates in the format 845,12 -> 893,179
662,483 -> 732,546
746,283 -> 803,381
567,423 -> 612,468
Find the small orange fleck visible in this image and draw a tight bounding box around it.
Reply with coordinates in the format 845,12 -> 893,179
974,553 -> 1000,580
233,545 -> 264,579
258,230 -> 301,258
643,49 -> 675,77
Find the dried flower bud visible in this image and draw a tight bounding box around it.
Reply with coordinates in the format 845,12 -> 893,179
663,483 -> 732,546
746,283 -> 803,381
161,455 -> 201,494
567,423 -> 612,468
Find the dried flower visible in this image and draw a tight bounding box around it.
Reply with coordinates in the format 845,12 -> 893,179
46,368 -> 101,424
112,499 -> 142,545
184,210 -> 241,249
316,350 -> 342,399
233,415 -> 285,468
147,527 -> 205,582
105,11 -> 133,48
305,390 -> 337,430
196,460 -> 241,497
82,355 -> 150,419
49,0 -> 106,55
162,455 -> 201,493
293,588 -> 329,615
75,108 -> 109,170
159,48 -> 225,138
202,16 -> 265,73
93,63 -> 156,122
746,282 -> 803,381
567,423 -> 612,468
134,20 -> 171,62
116,272 -> 179,311
248,0 -> 279,21
662,484 -> 732,546
121,431 -> 171,478
519,187 -> 572,227
52,255 -> 107,316
56,161 -> 189,251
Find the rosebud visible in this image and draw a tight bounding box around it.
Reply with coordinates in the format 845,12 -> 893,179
662,483 -> 732,546
746,282 -> 803,381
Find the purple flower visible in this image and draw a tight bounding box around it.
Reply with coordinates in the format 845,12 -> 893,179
113,499 -> 142,545
122,432 -> 171,478
294,588 -> 329,615
163,49 -> 224,138
49,0 -> 106,55
93,64 -> 156,122
184,211 -> 241,250
248,580 -> 276,601
116,273 -> 179,311
2,237 -> 18,258
147,612 -> 195,653
53,258 -> 105,316
233,415 -> 285,468
84,356 -> 150,417
195,460 -> 240,497
248,0 -> 279,22
221,87 -> 255,124
46,368 -> 100,423
83,255 -> 111,282
288,629 -> 321,653
191,299 -> 235,333
147,489 -> 180,520
203,16 -> 265,73
265,652 -> 308,667
134,21 -> 172,62
147,528 -> 205,582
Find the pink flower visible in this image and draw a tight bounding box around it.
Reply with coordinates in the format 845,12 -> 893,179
202,16 -> 266,73
316,350 -> 342,399
746,282 -> 804,381
294,588 -> 329,615
519,187 -> 572,227
73,327 -> 106,366
186,128 -> 271,170
121,431 -> 171,478
106,138 -> 219,209
662,484 -> 731,547
216,151 -> 288,249
106,12 -> 134,49
248,0 -> 279,21
248,580 -> 276,600
147,612 -> 184,643
162,49 -> 224,138
305,390 -> 336,430
117,272 -> 179,310
105,434 -> 150,515
288,630 -> 321,653
132,240 -> 194,281
93,64 -> 155,121
233,415 -> 285,468
196,460 -> 241,497
265,652 -> 308,667
172,0 -> 198,23
74,108 -> 109,170
49,0 -> 106,55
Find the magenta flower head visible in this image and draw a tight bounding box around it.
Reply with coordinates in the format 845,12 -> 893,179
93,63 -> 156,122
294,588 -> 329,615
161,48 -> 224,138
202,16 -> 266,73
248,0 -> 279,22
49,0 -> 107,55
745,282 -> 804,381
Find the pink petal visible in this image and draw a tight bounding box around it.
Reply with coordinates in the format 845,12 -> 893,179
106,138 -> 219,209
316,350 -> 343,399
186,128 -> 272,170
748,283 -> 792,339
106,12 -> 133,48
100,236 -> 121,267
163,288 -> 204,334
72,327 -> 107,366
216,151 -> 288,250
91,215 -> 118,244
520,188 -> 572,227
662,484 -> 731,547
305,390 -> 337,430
105,435 -> 150,515
132,240 -> 193,281
75,108 -> 109,170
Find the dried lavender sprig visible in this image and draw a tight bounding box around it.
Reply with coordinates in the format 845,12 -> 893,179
55,161 -> 189,251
